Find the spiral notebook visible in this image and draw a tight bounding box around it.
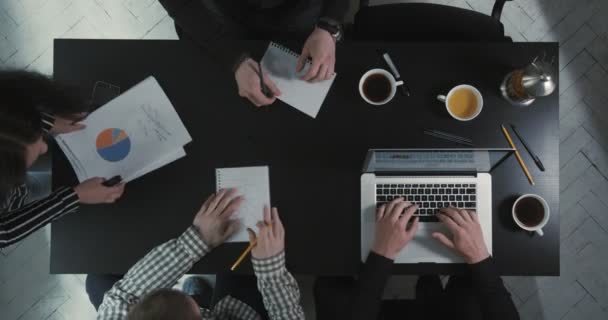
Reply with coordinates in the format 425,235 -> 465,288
216,166 -> 270,242
261,42 -> 336,118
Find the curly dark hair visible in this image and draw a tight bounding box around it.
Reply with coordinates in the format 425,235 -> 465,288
0,70 -> 88,202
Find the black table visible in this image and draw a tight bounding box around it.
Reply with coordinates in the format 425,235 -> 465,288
51,40 -> 559,276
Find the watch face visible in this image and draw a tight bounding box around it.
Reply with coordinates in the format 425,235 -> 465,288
318,19 -> 342,40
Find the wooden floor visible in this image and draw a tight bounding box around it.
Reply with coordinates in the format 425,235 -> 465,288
1,0 -> 608,319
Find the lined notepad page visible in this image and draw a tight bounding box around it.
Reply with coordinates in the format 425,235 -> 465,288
261,42 -> 336,118
216,166 -> 270,242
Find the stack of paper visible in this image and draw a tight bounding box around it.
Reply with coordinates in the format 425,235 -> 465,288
56,76 -> 192,183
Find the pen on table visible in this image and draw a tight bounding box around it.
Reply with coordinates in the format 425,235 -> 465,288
231,238 -> 257,271
509,124 -> 545,172
501,125 -> 535,185
424,129 -> 473,146
257,62 -> 273,98
382,52 -> 411,96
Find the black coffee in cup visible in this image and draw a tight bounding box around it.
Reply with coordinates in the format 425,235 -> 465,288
514,197 -> 545,227
363,73 -> 391,103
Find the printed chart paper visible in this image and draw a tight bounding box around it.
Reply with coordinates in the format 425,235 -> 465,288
56,76 -> 191,182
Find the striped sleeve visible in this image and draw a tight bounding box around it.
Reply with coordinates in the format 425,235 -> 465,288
40,112 -> 55,134
252,252 -> 305,320
3,185 -> 30,211
0,186 -> 79,248
97,226 -> 211,320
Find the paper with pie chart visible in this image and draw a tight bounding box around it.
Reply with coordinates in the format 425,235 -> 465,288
55,76 -> 192,183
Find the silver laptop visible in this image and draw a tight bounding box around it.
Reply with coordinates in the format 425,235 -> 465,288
361,148 -> 513,263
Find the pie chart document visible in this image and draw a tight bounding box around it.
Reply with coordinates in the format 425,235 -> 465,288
56,76 -> 191,182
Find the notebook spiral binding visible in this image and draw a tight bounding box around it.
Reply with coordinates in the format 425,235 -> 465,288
216,169 -> 222,190
270,42 -> 300,59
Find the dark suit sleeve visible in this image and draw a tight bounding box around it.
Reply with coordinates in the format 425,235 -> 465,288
349,251 -> 394,320
158,0 -> 249,71
321,0 -> 352,23
469,257 -> 520,320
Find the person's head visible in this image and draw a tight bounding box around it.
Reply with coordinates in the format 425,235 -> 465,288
127,289 -> 201,320
0,108 -> 49,201
0,69 -> 86,201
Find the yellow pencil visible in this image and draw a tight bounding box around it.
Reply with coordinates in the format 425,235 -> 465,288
501,125 -> 535,185
230,238 -> 257,271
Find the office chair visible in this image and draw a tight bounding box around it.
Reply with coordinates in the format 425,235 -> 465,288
353,0 -> 513,42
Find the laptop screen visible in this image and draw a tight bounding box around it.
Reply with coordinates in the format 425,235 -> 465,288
363,149 -> 514,173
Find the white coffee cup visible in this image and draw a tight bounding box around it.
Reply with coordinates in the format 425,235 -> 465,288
512,194 -> 550,236
436,84 -> 483,121
359,69 -> 403,106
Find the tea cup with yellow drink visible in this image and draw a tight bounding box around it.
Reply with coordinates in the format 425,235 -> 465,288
437,85 -> 483,121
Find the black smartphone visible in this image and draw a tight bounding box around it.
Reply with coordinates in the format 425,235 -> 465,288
89,81 -> 121,111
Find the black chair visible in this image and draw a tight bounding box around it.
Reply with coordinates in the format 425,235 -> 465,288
354,0 -> 513,42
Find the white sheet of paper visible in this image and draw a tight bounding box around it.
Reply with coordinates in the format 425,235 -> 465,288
125,148 -> 186,182
261,42 -> 336,118
216,166 -> 270,242
56,76 -> 192,182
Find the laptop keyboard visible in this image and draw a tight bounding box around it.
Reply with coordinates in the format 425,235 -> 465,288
376,183 -> 477,222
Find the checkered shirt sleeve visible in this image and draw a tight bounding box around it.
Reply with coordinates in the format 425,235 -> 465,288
97,226 -> 210,320
252,252 -> 305,320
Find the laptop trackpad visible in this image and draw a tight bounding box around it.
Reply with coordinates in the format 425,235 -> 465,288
396,222 -> 464,263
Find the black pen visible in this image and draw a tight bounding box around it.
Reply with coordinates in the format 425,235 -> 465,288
509,124 -> 545,172
424,129 -> 472,143
257,62 -> 272,98
102,175 -> 123,187
382,52 -> 411,96
424,129 -> 473,146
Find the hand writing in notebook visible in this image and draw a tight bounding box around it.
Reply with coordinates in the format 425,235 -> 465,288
235,58 -> 282,107
193,189 -> 243,247
297,27 -> 336,82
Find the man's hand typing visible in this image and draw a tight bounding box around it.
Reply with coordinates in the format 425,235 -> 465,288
433,207 -> 490,264
372,198 -> 419,260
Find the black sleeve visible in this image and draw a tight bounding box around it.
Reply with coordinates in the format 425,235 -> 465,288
469,257 -> 520,320
158,0 -> 251,72
349,251 -> 394,320
321,0 -> 352,23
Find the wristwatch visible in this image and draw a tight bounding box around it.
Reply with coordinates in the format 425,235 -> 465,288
316,17 -> 343,42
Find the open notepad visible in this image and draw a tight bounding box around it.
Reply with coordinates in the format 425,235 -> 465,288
216,166 -> 270,242
261,42 -> 336,118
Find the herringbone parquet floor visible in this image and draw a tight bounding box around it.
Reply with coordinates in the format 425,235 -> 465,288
1,0 -> 608,319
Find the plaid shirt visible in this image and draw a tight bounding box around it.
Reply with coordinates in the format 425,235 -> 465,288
97,226 -> 305,320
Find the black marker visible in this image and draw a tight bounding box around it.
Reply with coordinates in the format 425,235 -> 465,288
102,175 -> 123,187
509,124 -> 545,172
